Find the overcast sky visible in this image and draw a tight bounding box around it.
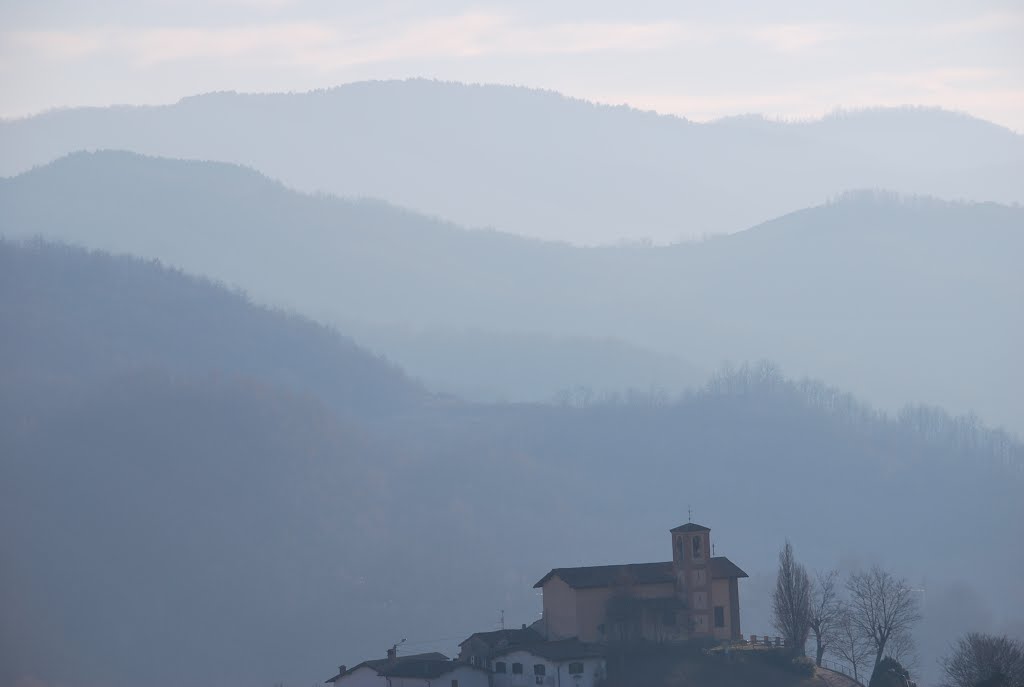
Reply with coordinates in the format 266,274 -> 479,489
1,0 -> 1022,130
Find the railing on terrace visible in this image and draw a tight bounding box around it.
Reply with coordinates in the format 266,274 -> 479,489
744,634 -> 786,647
818,657 -> 866,686
738,635 -> 865,686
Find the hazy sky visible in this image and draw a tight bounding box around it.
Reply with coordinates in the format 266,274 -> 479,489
1,0 -> 1022,130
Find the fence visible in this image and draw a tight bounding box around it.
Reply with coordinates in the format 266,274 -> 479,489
742,635 -> 865,686
818,657 -> 865,686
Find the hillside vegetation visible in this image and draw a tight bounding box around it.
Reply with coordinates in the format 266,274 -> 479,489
1,240 -> 1021,687
2,152 -> 1021,431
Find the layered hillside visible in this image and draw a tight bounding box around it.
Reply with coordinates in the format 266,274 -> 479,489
2,152 -> 1021,431
1,80 -> 1021,244
2,241 -> 1022,687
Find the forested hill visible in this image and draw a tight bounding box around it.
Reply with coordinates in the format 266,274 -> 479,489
2,151 -> 1022,432
1,80 -> 1021,244
1,240 -> 1022,687
0,239 -> 424,416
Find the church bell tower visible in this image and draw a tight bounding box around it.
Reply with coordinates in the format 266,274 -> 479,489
670,521 -> 713,636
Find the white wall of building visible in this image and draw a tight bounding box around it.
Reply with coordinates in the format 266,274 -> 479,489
490,649 -> 605,687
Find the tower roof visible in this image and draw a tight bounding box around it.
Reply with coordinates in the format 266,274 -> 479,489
670,522 -> 710,533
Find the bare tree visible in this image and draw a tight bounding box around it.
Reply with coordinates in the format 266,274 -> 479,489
809,569 -> 842,666
846,566 -> 921,670
833,603 -> 873,683
940,633 -> 1024,687
771,540 -> 812,655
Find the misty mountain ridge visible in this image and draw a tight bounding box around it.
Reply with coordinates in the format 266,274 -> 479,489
3,150 -> 1021,432
2,239 -> 1021,687
2,79 -> 1021,244
0,237 -> 425,417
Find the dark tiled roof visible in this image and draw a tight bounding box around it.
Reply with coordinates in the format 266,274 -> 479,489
709,556 -> 749,579
493,639 -> 606,661
670,522 -> 711,533
534,561 -> 674,589
459,627 -> 544,648
325,652 -> 449,682
381,659 -> 485,679
534,556 -> 748,589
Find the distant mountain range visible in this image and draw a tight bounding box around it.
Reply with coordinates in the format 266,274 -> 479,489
2,239 -> 1021,687
2,79 -> 1021,244
2,151 -> 1021,432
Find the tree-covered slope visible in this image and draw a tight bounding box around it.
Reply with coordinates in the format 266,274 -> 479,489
0,238 -> 423,416
2,152 -> 1021,430
2,241 -> 1021,687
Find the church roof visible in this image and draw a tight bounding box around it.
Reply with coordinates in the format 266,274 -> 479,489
709,556 -> 749,579
534,562 -> 673,589
670,522 -> 711,533
533,556 -> 748,589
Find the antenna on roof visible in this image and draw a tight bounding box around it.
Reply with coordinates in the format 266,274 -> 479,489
688,505 -> 693,522
500,609 -> 505,630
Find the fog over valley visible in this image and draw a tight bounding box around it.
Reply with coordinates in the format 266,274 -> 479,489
1,5 -> 1023,686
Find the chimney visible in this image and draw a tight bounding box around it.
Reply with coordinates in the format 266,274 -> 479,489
338,665 -> 346,675
521,624 -> 527,630
387,647 -> 397,664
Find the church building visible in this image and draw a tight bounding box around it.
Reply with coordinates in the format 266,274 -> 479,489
533,523 -> 747,644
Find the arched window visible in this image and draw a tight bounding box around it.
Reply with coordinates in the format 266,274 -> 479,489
692,535 -> 703,558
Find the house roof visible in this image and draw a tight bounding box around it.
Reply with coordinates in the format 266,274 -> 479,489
534,556 -> 748,589
670,522 -> 711,533
459,627 -> 544,648
492,639 -> 606,661
325,652 -> 449,683
381,659 -> 487,679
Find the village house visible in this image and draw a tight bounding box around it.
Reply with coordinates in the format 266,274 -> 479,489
533,522 -> 747,644
458,629 -> 605,687
326,648 -> 489,687
487,640 -> 606,687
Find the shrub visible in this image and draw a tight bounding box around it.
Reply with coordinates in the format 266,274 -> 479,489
791,656 -> 816,677
869,657 -> 914,687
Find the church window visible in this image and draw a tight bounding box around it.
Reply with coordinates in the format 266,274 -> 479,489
692,536 -> 703,559
512,662 -> 523,674
714,606 -> 725,627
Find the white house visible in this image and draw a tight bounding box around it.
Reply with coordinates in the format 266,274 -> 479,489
326,649 -> 489,687
489,640 -> 605,687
